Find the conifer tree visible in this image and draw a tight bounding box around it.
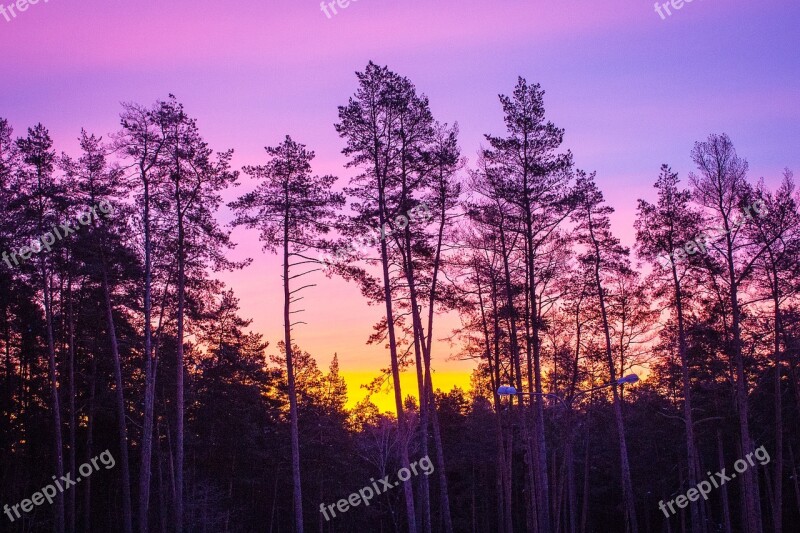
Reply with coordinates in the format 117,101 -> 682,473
231,135 -> 343,533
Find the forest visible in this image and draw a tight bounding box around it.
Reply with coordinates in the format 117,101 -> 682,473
1,62 -> 798,533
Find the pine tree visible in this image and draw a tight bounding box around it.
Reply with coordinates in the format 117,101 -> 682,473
636,165 -> 707,532
571,170 -> 639,532
230,135 -> 343,533
15,124 -> 67,533
690,134 -> 763,533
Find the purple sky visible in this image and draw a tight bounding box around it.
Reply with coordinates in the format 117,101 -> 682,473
2,0 -> 798,405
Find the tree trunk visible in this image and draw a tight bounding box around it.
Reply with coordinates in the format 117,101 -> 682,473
717,430 -> 732,533
580,439 -> 590,533
564,413 -> 577,533
67,272 -> 77,533
504,414 -> 514,533
525,213 -> 551,533
492,270 -> 515,533
400,212 -> 449,533
101,262 -> 133,533
414,333 -> 432,533
284,214 -> 304,533
42,265 -> 66,533
590,240 -> 638,532
84,346 -> 98,532
476,266 -> 511,533
789,444 -> 800,519
402,244 -> 430,533
139,172 -> 157,533
723,229 -> 761,533
157,422 -> 169,533
670,259 -> 704,533
771,276 -> 783,532
175,184 -> 186,533
498,215 -> 538,532
377,194 -> 418,533
422,194 -> 454,533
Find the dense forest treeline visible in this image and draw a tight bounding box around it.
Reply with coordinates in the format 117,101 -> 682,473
1,62 -> 798,533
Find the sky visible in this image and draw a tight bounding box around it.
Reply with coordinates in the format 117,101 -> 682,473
2,0 -> 798,410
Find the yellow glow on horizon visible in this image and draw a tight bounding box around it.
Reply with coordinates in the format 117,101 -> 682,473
341,370 -> 474,413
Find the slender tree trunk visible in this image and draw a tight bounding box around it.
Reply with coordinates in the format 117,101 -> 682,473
101,262 -> 133,533
725,252 -> 761,533
495,414 -> 508,533
414,333 -> 432,533
717,430 -> 732,533
401,236 -> 430,533
564,413 -> 577,533
164,400 -> 176,525
567,295 -> 586,533
590,239 -> 638,532
476,266 -> 510,533
284,216 -> 304,533
42,265 -> 66,533
771,278 -> 783,532
422,195 -> 454,533
400,217 -> 447,533
269,472 -> 279,533
670,260 -> 704,533
580,439 -> 590,533
318,473 -> 324,533
158,422 -> 169,533
175,186 -> 186,533
2,306 -> 11,404
377,192 -> 417,533
498,215 -> 538,532
424,372 -> 449,531
553,440 -> 564,533
139,173 -> 157,533
84,347 -> 97,533
679,468 -> 687,533
504,412 -> 514,533
789,444 -> 800,518
395,137 -> 428,529
471,460 -> 476,533
491,266 -> 514,533
525,214 -> 551,533
67,273 -> 77,533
